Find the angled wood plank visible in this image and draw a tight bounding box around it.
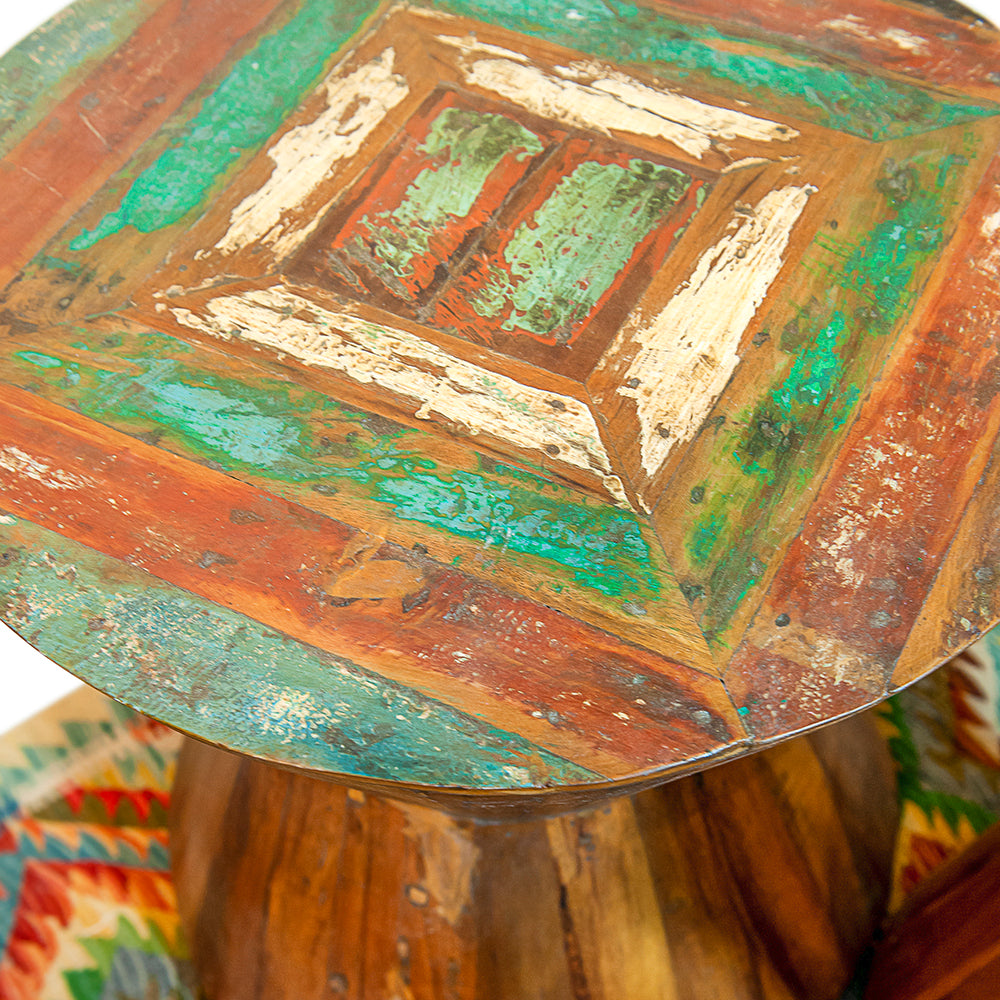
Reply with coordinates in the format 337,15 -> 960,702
0,319 -> 714,669
0,384 -> 741,777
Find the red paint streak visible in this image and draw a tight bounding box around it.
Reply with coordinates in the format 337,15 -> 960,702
0,0 -> 285,285
307,89 -> 552,302
725,151 -> 1000,729
0,827 -> 16,855
0,386 -> 740,775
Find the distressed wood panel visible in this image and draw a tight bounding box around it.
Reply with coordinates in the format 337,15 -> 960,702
0,0 -> 384,324
0,0 -> 289,290
0,0 -> 157,160
169,712 -> 896,999
0,385 -> 741,777
725,143 -> 1000,738
0,318 -> 713,668
1,0 -> 999,789
425,0 -> 1000,139
0,512 -> 605,788
657,0 -> 1000,99
650,121 -> 998,656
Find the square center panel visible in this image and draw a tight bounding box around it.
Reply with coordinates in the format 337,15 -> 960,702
286,88 -> 710,381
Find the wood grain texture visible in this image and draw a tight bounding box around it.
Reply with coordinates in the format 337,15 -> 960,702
0,0 -> 999,789
171,711 -> 897,1000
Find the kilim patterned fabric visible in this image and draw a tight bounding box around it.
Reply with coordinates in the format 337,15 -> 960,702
878,630 -> 1000,913
0,688 -> 191,1000
2,642 -> 1000,1000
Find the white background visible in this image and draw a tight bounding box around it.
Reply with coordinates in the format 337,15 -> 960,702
0,0 -> 999,730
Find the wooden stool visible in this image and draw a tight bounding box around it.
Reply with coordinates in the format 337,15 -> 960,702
2,0 -> 999,996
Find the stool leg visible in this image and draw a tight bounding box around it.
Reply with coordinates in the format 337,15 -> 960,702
170,714 -> 897,1000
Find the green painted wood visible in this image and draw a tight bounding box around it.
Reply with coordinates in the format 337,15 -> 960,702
68,0 -> 379,252
0,512 -> 599,787
431,0 -> 1000,140
662,128 -> 991,648
0,324 -> 677,615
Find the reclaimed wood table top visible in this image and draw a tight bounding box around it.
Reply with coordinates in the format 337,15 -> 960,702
1,0 -> 999,792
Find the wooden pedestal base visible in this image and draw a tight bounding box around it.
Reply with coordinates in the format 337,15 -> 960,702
170,716 -> 897,1000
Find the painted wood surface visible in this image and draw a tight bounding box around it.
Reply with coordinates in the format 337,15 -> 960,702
1,0 -> 1000,789
170,712 -> 897,1000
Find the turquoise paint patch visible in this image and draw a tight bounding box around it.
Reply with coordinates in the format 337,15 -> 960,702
69,0 -> 374,250
15,351 -> 63,370
0,518 -> 598,788
740,153 -> 955,485
771,312 -> 859,426
375,468 -> 661,598
22,343 -> 662,603
435,0 -> 999,139
132,371 -> 303,469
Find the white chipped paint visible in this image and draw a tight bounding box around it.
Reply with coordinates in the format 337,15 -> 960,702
722,156 -> 773,174
170,287 -> 632,506
880,27 -> 931,54
436,32 -> 531,62
0,446 -> 96,492
820,14 -> 878,39
615,185 -> 816,478
462,56 -> 796,161
589,71 -> 797,144
820,15 -> 931,54
207,49 -> 409,259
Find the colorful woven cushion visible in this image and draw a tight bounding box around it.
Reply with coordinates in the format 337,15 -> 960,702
0,689 -> 190,1000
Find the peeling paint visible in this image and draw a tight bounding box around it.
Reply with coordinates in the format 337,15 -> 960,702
0,516 -> 598,788
169,286 -> 631,505
0,445 -> 95,493
0,335 -> 667,604
616,184 -> 815,476
210,48 -> 410,258
433,0 -> 998,140
685,146 -> 974,642
462,56 -> 794,160
68,0 -> 376,249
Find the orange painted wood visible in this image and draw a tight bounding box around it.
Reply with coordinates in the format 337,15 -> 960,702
0,0 -> 286,286
0,382 -> 738,777
727,144 -> 1000,736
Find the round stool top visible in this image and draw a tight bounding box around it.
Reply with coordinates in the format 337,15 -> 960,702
1,0 -> 999,793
